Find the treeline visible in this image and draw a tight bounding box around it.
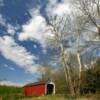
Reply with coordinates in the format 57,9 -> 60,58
81,59 -> 100,94
38,58 -> 100,95
0,85 -> 22,94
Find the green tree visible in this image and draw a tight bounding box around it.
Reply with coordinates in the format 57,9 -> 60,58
81,59 -> 100,94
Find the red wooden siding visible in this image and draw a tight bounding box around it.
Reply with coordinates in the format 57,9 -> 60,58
24,84 -> 45,96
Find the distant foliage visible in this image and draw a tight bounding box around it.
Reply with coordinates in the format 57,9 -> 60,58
81,59 -> 100,94
38,65 -> 69,94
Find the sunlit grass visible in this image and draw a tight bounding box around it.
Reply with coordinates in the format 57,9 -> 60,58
22,94 -> 76,100
0,86 -> 99,100
22,94 -> 100,100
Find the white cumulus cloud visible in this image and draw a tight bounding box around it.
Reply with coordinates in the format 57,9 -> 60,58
19,11 -> 54,48
0,35 -> 40,74
19,15 -> 46,42
52,3 -> 71,16
7,24 -> 16,35
18,0 -> 72,48
46,0 -> 72,16
0,14 -> 17,35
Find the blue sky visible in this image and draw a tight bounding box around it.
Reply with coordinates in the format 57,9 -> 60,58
0,0 -> 100,86
0,0 -> 72,86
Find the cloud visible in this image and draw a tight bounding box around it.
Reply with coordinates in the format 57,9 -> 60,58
47,0 -> 72,16
19,15 -> 46,43
0,14 -> 6,26
7,24 -> 16,35
0,35 -> 40,74
18,0 -> 72,48
18,10 -> 54,48
0,14 -> 17,35
4,64 -> 15,71
51,3 -> 71,16
0,80 -> 24,87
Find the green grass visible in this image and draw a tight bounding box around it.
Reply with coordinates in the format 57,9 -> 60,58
22,94 -> 76,100
0,86 -> 100,100
22,94 -> 100,100
0,85 -> 23,100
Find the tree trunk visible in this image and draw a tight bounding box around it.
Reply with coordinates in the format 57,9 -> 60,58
60,44 -> 75,96
76,52 -> 82,97
98,28 -> 100,39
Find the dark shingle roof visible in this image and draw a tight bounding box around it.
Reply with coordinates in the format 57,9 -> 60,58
23,81 -> 45,87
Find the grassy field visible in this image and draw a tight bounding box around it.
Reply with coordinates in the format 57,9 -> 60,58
22,94 -> 100,100
0,86 -> 100,100
0,85 -> 23,100
22,95 -> 73,100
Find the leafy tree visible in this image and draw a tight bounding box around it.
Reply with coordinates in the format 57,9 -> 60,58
81,59 -> 100,94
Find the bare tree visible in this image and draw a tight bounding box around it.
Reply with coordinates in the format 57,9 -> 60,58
73,0 -> 100,39
38,65 -> 54,82
45,0 -> 100,95
46,15 -> 78,96
46,13 -> 96,96
70,1 -> 100,94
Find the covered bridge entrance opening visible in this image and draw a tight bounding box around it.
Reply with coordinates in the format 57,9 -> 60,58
46,82 -> 55,95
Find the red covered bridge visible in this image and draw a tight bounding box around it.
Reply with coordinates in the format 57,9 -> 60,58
23,81 -> 55,97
